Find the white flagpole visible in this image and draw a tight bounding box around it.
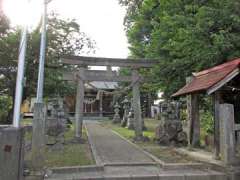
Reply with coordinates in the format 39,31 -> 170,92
36,0 -> 47,103
13,25 -> 28,128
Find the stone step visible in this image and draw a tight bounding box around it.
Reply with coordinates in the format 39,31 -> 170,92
45,165 -> 227,180
69,117 -> 110,121
45,173 -> 227,180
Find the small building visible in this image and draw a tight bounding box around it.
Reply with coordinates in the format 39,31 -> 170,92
173,58 -> 240,165
20,82 -> 118,118
65,81 -> 118,117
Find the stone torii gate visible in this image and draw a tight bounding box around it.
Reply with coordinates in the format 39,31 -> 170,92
61,55 -> 157,140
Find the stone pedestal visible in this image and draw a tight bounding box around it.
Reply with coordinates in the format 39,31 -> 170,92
120,117 -> 127,127
31,103 -> 46,172
0,127 -> 25,180
219,104 -> 237,166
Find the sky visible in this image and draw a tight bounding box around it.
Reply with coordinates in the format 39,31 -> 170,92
3,0 -> 130,58
49,0 -> 129,58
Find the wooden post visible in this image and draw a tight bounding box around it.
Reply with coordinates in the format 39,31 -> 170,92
132,69 -> 143,140
84,103 -> 86,113
107,65 -> 112,73
75,67 -> 85,139
147,93 -> 152,118
91,103 -> 93,113
213,91 -> 221,159
186,77 -> 200,147
188,93 -> 200,147
99,91 -> 103,117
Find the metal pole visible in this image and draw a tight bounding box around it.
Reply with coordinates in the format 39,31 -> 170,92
36,0 -> 47,103
13,26 -> 28,128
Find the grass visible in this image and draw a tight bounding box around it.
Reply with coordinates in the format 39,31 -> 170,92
24,119 -> 95,168
100,118 -> 158,140
100,118 -> 198,163
44,125 -> 95,167
141,145 -> 197,163
21,118 -> 33,141
21,118 -> 33,126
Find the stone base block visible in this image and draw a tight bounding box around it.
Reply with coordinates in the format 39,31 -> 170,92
0,127 -> 25,180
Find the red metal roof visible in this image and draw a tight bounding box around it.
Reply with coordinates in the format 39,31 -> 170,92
172,58 -> 240,97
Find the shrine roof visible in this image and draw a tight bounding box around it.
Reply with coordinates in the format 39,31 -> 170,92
85,81 -> 118,90
172,58 -> 240,97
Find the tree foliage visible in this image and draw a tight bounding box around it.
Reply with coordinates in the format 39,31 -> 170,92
119,0 -> 240,97
0,13 -> 95,123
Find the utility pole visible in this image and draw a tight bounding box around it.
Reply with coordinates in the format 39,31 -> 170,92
12,26 -> 28,128
36,0 -> 47,102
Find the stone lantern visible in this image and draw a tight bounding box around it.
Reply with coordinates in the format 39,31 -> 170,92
112,102 -> 121,123
127,106 -> 135,130
121,96 -> 131,127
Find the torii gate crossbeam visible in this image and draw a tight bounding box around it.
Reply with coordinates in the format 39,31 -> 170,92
61,56 -> 157,141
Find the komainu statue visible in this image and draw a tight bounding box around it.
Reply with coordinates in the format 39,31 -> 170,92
155,101 -> 187,146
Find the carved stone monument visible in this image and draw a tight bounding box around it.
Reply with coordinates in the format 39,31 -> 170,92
155,101 -> 187,146
45,98 -> 68,150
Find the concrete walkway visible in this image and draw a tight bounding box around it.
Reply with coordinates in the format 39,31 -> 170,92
85,121 -> 154,165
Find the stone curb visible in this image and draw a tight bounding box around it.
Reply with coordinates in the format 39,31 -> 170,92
48,165 -> 104,174
103,162 -> 157,167
111,130 -> 204,170
175,148 -> 224,165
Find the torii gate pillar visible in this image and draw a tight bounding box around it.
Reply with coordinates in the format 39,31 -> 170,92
132,69 -> 143,140
75,67 -> 85,139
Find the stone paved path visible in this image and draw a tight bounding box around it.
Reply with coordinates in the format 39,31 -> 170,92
44,121 -> 228,180
85,121 -> 154,165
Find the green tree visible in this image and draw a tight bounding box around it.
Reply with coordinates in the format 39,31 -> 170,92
23,13 -> 95,99
120,0 -> 240,97
0,13 -> 95,123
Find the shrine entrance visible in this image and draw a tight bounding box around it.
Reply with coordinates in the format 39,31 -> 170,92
61,55 -> 156,140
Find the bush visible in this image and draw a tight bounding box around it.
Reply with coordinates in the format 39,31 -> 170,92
0,96 -> 12,124
200,110 -> 214,135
